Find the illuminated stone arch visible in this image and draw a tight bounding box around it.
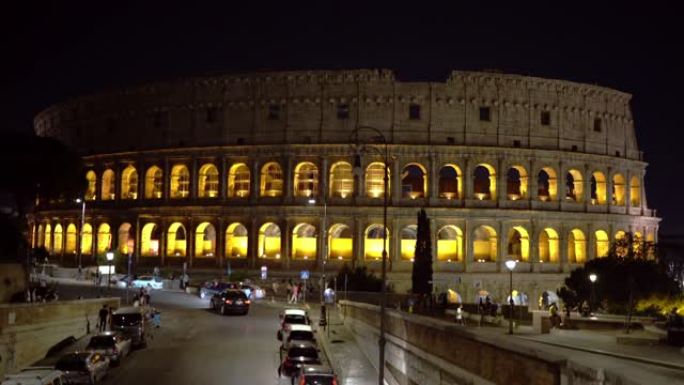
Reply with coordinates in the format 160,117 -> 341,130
101,169 -> 116,200
364,224 -> 390,260
507,226 -> 530,262
365,162 -> 390,199
227,163 -> 250,198
328,224 -> 353,260
85,170 -> 97,201
538,228 -> 559,263
166,222 -> 187,257
294,162 -> 319,198
225,223 -> 248,258
96,223 -> 112,254
565,169 -> 584,202
329,161 -> 353,198
612,173 -> 626,205
258,222 -> 281,259
632,231 -> 643,255
590,171 -> 607,205
37,224 -> 45,248
568,229 -> 586,264
144,166 -> 163,199
120,165 -> 138,200
195,222 -> 217,257
140,223 -> 161,257
44,224 -> 52,253
260,162 -> 283,197
65,223 -> 77,254
401,163 -> 427,199
198,163 -> 219,198
117,223 -> 134,254
400,225 -> 418,260
630,176 -> 641,206
170,164 -> 190,199
473,163 -> 496,200
615,230 -> 626,240
537,167 -> 558,201
506,165 -> 528,200
473,225 -> 497,262
81,223 -> 93,255
292,223 -> 317,260
438,164 -> 462,200
437,225 -> 464,262
595,230 -> 609,258
53,224 -> 63,255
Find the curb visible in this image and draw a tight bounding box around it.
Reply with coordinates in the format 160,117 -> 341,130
316,311 -> 344,380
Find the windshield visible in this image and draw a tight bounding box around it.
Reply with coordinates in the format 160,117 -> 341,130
289,331 -> 314,341
112,313 -> 142,327
223,291 -> 248,299
284,315 -> 308,325
87,336 -> 115,348
303,376 -> 335,385
288,348 -> 318,359
55,356 -> 86,371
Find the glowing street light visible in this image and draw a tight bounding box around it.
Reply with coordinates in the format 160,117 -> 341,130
589,273 -> 598,313
505,259 -> 518,334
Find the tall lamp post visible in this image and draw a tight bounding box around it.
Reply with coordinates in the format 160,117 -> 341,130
106,252 -> 114,294
75,198 -> 86,276
589,273 -> 598,313
505,259 -> 518,334
349,126 -> 389,385
308,198 -> 328,304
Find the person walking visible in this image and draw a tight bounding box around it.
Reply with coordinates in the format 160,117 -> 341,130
98,305 -> 108,332
290,282 -> 299,304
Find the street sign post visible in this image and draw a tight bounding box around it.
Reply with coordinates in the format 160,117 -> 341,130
261,266 -> 268,280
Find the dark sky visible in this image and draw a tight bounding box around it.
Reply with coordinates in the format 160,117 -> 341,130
1,2 -> 682,234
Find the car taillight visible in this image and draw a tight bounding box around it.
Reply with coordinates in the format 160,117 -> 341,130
225,299 -> 233,304
299,376 -> 306,385
332,376 -> 338,385
245,300 -> 251,304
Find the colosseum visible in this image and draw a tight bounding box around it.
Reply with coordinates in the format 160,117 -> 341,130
30,69 -> 659,302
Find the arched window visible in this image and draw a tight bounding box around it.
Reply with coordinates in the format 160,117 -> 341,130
292,223 -> 317,259
144,166 -> 163,199
225,223 -> 248,258
437,225 -> 463,262
260,162 -> 283,197
595,230 -> 609,258
473,225 -> 497,262
630,176 -> 641,206
614,230 -> 628,257
198,163 -> 219,198
438,164 -> 462,200
81,223 -> 93,255
537,168 -> 557,201
328,224 -> 352,260
400,225 -> 418,260
473,164 -> 496,200
364,224 -> 390,260
141,223 -> 161,257
507,226 -> 530,261
37,224 -> 45,248
294,162 -> 319,198
120,166 -> 138,200
44,224 -> 52,252
65,224 -> 77,254
101,169 -> 116,200
506,166 -> 528,200
96,223 -> 112,254
539,228 -> 559,263
53,224 -> 63,255
228,163 -> 250,198
568,229 -> 586,263
401,164 -> 427,199
329,161 -> 353,198
85,171 -> 97,201
118,223 -> 134,254
612,174 -> 625,205
365,162 -> 390,198
565,169 -> 583,202
590,171 -> 607,205
195,222 -> 216,257
170,164 -> 190,199
166,222 -> 187,257
258,222 -> 281,258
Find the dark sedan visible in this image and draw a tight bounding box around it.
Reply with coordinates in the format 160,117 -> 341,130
210,290 -> 250,315
199,281 -> 238,299
278,341 -> 321,378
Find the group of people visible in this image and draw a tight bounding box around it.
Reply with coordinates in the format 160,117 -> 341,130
133,287 -> 151,307
98,304 -> 114,332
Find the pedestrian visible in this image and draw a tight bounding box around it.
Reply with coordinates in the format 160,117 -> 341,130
98,305 -> 108,332
272,281 -> 280,297
107,306 -> 113,331
297,282 -> 304,302
455,305 -> 466,326
139,288 -> 146,305
181,272 -> 190,290
152,310 -> 161,328
133,294 -> 140,307
286,280 -> 293,301
290,283 -> 299,304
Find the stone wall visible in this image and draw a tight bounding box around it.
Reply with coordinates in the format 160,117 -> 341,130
0,263 -> 26,303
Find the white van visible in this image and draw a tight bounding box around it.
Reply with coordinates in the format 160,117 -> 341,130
1,368 -> 66,385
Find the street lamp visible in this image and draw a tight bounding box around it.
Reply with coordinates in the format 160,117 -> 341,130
505,259 -> 518,334
308,198 -> 328,304
589,273 -> 598,313
349,126 -> 389,385
75,198 -> 86,276
106,251 -> 114,293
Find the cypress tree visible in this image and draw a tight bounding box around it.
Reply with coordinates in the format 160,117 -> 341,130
411,208 -> 433,295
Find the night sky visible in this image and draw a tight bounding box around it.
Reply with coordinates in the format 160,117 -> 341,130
2,2 -> 682,234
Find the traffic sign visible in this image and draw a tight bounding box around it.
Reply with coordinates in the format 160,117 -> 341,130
300,270 -> 310,280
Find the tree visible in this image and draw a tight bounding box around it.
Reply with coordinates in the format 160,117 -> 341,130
336,264 -> 383,292
411,209 -> 433,295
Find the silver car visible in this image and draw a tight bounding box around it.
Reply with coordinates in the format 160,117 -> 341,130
54,352 -> 108,385
85,332 -> 132,366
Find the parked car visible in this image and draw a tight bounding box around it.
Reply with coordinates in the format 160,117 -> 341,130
293,364 -> 338,385
130,275 -> 163,290
1,367 -> 66,385
278,308 -> 311,340
281,324 -> 316,351
85,331 -> 132,366
112,274 -> 134,288
240,283 -> 265,299
278,341 -> 321,378
210,290 -> 250,315
54,352 -> 108,385
200,281 -> 238,299
111,306 -> 151,348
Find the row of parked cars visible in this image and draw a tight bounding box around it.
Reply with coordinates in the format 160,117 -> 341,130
2,306 -> 153,385
277,308 -> 338,385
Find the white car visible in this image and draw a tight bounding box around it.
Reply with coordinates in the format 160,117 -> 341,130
130,276 -> 163,290
1,367 -> 66,385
